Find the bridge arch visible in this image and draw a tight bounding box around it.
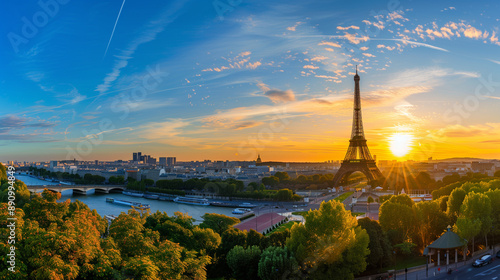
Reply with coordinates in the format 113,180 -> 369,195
108,187 -> 125,193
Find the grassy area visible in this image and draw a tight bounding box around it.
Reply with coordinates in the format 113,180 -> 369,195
266,221 -> 300,235
359,255 -> 427,276
334,191 -> 354,203
391,255 -> 426,270
352,212 -> 365,216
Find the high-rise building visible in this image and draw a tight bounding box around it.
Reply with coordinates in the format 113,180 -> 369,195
167,157 -> 176,166
159,157 -> 166,166
133,153 -> 138,161
137,152 -> 142,162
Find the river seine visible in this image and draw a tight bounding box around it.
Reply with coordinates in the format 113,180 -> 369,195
17,174 -> 239,223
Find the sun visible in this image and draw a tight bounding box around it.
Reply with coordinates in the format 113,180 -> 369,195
389,133 -> 414,157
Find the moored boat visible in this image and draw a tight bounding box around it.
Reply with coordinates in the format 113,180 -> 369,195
232,208 -> 252,214
123,190 -> 144,197
173,196 -> 210,206
238,202 -> 258,208
210,201 -> 240,208
158,196 -> 175,201
106,198 -> 150,209
144,194 -> 159,200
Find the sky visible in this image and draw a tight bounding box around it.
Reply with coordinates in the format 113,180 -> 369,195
1,0 -> 500,162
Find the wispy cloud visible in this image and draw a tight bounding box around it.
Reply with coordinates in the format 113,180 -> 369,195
337,25 -> 360,30
0,115 -> 58,143
96,2 -> 186,95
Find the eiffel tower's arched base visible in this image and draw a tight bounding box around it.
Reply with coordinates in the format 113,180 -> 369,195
332,160 -> 384,188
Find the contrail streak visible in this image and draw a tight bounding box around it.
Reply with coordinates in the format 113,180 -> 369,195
104,0 -> 126,58
282,35 -> 449,52
376,38 -> 449,52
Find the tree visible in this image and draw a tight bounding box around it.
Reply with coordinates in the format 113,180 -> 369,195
191,227 -> 221,254
262,176 -> 280,187
274,172 -> 290,182
459,192 -> 492,246
247,229 -> 264,248
379,199 -> 415,245
22,202 -> 111,280
286,200 -> 369,279
143,179 -> 155,186
357,218 -> 392,269
276,188 -> 294,201
200,213 -> 240,235
0,203 -> 27,279
495,170 -> 500,177
438,195 -> 449,212
154,240 -> 211,280
207,228 -> 247,278
247,182 -> 259,191
123,256 -> 160,280
415,171 -> 435,189
22,189 -> 70,229
108,176 -> 125,185
258,246 -> 298,280
0,163 -> 7,183
412,201 -> 449,252
442,173 -> 461,185
485,189 -> 500,236
108,210 -> 159,258
455,217 -> 481,257
0,179 -> 30,208
264,229 -> 290,248
155,219 -> 193,245
388,194 -> 414,208
447,187 -> 466,221
227,245 -> 262,280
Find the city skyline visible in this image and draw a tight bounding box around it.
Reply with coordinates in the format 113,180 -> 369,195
1,1 -> 500,162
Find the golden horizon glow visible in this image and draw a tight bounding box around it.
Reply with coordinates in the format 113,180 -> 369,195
388,133 -> 414,157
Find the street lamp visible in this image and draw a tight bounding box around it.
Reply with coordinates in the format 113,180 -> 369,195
394,250 -> 397,280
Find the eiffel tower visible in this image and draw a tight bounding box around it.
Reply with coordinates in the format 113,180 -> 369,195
332,67 -> 384,188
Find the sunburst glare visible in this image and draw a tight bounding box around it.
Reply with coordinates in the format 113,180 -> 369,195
389,133 -> 414,157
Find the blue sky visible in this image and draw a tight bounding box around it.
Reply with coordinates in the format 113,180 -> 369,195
1,0 -> 500,162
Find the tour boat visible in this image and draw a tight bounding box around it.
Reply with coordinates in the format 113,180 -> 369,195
238,202 -> 258,208
232,208 -> 252,214
173,196 -> 210,206
106,198 -> 150,210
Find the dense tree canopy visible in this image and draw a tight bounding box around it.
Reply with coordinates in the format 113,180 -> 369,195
258,246 -> 298,280
287,200 -> 369,280
199,213 -> 240,235
357,218 -> 392,269
5,162 -> 500,279
227,245 -> 262,280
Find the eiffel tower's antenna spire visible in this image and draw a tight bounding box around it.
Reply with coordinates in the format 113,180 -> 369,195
356,65 -> 358,75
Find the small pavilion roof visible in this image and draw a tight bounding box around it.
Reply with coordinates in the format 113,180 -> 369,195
424,226 -> 467,255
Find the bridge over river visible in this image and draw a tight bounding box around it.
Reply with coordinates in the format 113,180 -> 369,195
27,185 -> 126,195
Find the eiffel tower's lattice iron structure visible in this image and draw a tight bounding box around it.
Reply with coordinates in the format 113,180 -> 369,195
332,68 -> 385,188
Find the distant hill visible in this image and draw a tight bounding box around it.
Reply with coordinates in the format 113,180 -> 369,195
433,157 -> 498,162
